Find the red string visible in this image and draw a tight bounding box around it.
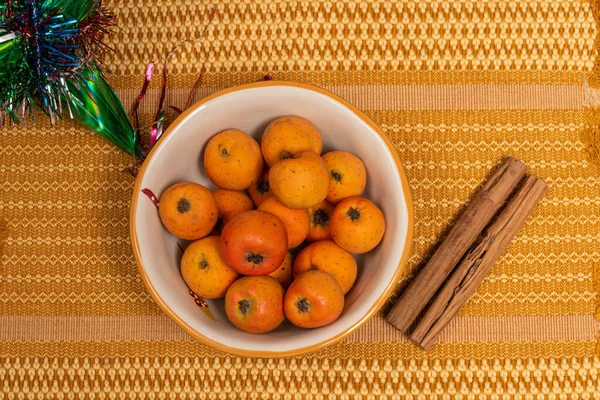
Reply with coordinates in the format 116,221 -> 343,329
149,66 -> 167,146
132,62 -> 154,116
189,290 -> 208,308
168,105 -> 183,115
141,188 -> 159,208
185,67 -> 205,109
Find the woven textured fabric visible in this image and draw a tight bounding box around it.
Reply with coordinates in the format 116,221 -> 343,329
1,0 -> 600,397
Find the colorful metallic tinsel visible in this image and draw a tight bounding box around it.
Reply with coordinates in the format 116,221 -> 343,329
0,0 -> 142,156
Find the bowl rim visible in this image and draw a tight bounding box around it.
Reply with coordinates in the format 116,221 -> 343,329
130,80 -> 414,358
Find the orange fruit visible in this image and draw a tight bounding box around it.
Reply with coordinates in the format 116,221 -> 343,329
284,270 -> 344,328
258,196 -> 310,248
180,236 -> 240,299
261,116 -> 322,167
220,210 -> 288,275
268,252 -> 294,289
293,240 -> 357,294
204,129 -> 263,190
330,196 -> 385,254
225,276 -> 285,333
322,151 -> 367,204
212,189 -> 254,233
158,182 -> 218,240
248,168 -> 273,207
306,200 -> 334,242
269,150 -> 329,209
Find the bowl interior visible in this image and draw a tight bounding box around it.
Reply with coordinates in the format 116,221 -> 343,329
132,83 -> 410,355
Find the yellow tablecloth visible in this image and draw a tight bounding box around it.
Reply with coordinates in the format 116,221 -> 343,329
1,0 -> 599,397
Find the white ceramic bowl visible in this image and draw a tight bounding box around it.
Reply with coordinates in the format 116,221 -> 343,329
130,81 -> 413,357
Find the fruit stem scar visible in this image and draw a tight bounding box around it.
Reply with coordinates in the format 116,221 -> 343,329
296,297 -> 311,313
238,299 -> 252,315
199,256 -> 209,269
347,207 -> 360,221
219,146 -> 229,157
177,198 -> 191,214
246,252 -> 265,265
257,180 -> 270,195
279,151 -> 293,160
331,169 -> 343,182
312,208 -> 330,226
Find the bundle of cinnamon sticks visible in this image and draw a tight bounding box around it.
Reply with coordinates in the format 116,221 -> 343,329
386,157 -> 548,350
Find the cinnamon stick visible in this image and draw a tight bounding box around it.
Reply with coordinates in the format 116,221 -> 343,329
386,157 -> 527,333
410,175 -> 548,349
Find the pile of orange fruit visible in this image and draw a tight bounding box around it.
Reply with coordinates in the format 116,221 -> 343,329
158,116 -> 385,333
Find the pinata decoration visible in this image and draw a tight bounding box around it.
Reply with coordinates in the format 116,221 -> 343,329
0,0 -> 142,157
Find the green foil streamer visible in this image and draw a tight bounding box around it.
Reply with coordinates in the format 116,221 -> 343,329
53,0 -> 96,21
67,64 -> 142,157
